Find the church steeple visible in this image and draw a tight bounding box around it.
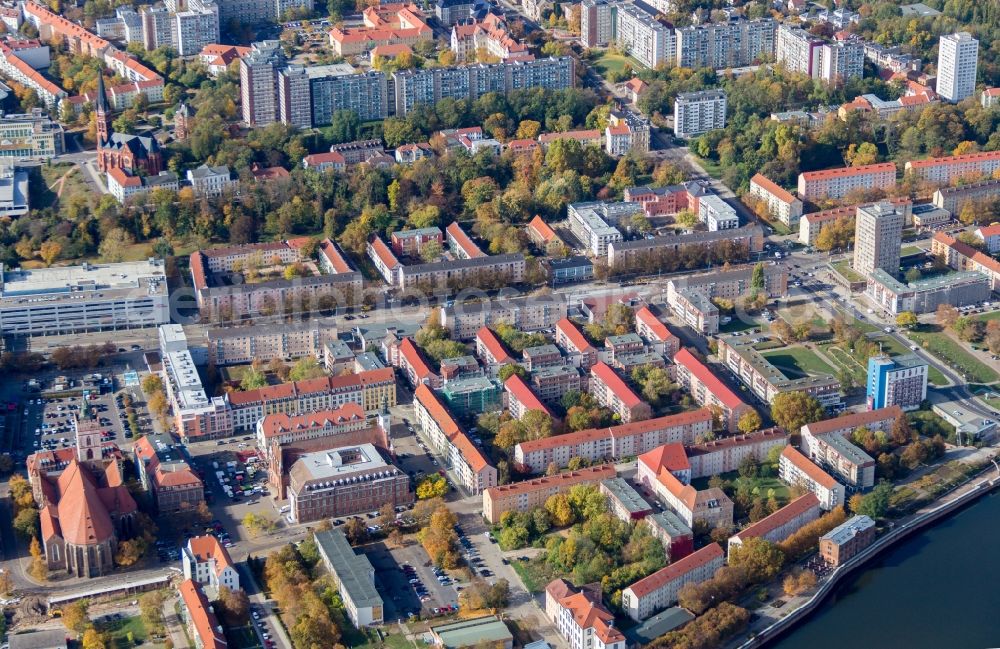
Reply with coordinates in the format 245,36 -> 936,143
95,74 -> 111,145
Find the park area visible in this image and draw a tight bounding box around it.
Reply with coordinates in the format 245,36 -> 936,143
909,326 -> 999,385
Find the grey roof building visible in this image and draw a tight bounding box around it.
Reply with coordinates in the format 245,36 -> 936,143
314,529 -> 384,627
8,629 -> 69,649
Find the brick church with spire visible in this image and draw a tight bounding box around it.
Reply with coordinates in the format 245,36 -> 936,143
95,74 -> 164,176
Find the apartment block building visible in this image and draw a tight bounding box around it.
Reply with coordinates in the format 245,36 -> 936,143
328,3 -> 432,56
476,326 -> 515,370
608,224 -> 764,269
589,362 -> 652,424
673,348 -> 753,431
933,179 -> 1000,215
748,174 -> 803,227
798,198 -> 911,246
314,529 -> 383,628
413,384 -> 497,494
442,295 -> 569,340
686,428 -> 789,478
776,25 -> 862,85
398,253 -> 526,290
634,306 -> 680,359
866,355 -> 928,411
624,182 -> 706,217
240,40 -> 283,126
865,268 -> 990,316
579,0 -> 615,48
936,32 -> 978,102
513,409 -> 713,474
904,150 -> 1000,186
643,459 -> 733,529
852,201 -> 904,276
616,2 -> 674,68
644,511 -> 694,561
716,335 -> 841,407
567,201 -> 633,257
797,163 -> 897,201
182,535 -> 239,596
778,446 -> 845,511
800,408 -> 902,491
531,364 -> 584,404
482,465 -> 616,523
309,66 -> 390,125
621,543 -> 724,621
932,232 -> 1000,291
727,493 -> 821,554
555,317 -> 599,369
206,322 -> 326,366
675,18 -> 776,70
697,194 -> 739,231
673,89 -> 727,139
547,580 -> 626,649
504,374 -> 553,420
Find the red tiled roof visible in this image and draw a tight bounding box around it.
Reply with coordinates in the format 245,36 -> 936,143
803,198 -> 912,224
476,326 -> 514,364
751,173 -> 797,204
556,317 -> 594,354
414,384 -> 489,472
907,149 -> 1000,169
0,43 -> 64,97
369,236 -> 400,269
933,232 -> 1000,275
732,493 -> 820,543
638,443 -> 689,474
371,43 -> 413,57
674,348 -> 746,410
984,87 -> 1000,97
978,225 -> 1000,238
178,580 -> 227,649
504,374 -> 552,416
635,306 -> 676,343
108,166 -> 140,187
187,535 -> 235,577
505,138 -> 539,152
607,123 -> 630,136
800,162 -> 896,181
626,543 -> 724,597
226,368 -> 393,406
318,239 -> 352,274
259,404 -> 366,438
802,405 -> 902,436
624,77 -> 648,93
590,362 -> 642,409
780,446 -> 838,489
517,409 -> 712,453
304,151 -> 346,166
485,465 -> 614,499
557,591 -> 625,644
399,338 -> 435,380
446,222 -> 484,258
687,428 -> 786,456
527,215 -> 557,243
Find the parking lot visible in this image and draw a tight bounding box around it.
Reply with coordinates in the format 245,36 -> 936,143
19,380 -> 146,457
363,541 -> 460,621
251,602 -> 279,649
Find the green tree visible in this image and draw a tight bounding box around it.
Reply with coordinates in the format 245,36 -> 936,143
770,391 -> 825,435
728,537 -> 785,582
497,364 -> 528,382
853,481 -> 893,519
737,410 -> 762,434
416,474 -> 448,499
895,311 -> 918,329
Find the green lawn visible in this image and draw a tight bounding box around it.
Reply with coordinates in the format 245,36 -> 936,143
694,156 -> 724,179
909,326 -> 999,384
900,246 -> 925,257
831,260 -> 866,283
867,334 -> 947,386
100,615 -> 149,649
591,50 -> 641,75
691,471 -> 791,505
762,347 -> 835,378
820,344 -> 866,384
975,310 -> 1000,323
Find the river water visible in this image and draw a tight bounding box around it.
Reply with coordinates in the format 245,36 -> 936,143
770,491 -> 1000,649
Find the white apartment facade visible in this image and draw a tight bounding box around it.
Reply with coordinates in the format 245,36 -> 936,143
697,194 -> 739,231
852,201 -> 904,276
673,89 -> 727,139
936,32 -> 978,102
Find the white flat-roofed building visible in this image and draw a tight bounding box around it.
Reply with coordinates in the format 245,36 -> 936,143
0,259 -> 169,336
567,201 -> 632,257
0,165 -> 29,217
673,90 -> 726,139
936,32 -> 978,102
697,194 -> 739,231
